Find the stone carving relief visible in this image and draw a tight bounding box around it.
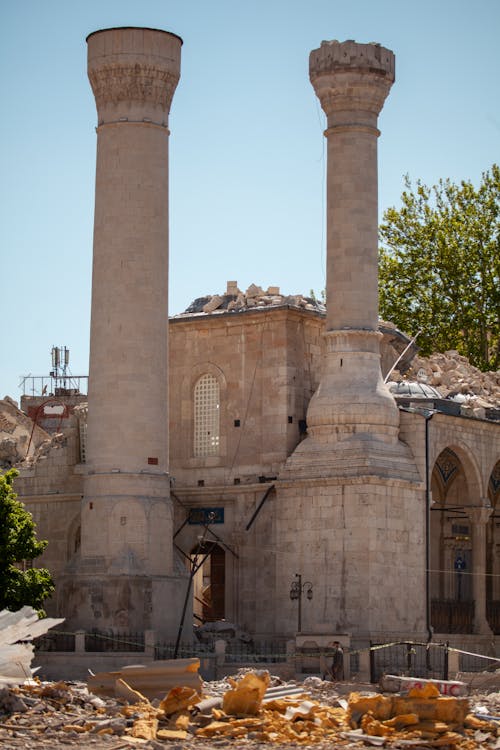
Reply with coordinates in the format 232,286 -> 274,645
88,64 -> 180,113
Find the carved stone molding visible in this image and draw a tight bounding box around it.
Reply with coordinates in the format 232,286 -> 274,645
88,64 -> 180,115
87,28 -> 182,123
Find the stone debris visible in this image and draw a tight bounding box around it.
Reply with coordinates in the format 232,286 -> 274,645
0,396 -> 75,471
22,432 -> 68,468
0,669 -> 500,749
379,674 -> 467,696
0,608 -> 65,687
88,658 -> 203,700
194,619 -> 252,645
0,398 -> 51,470
179,281 -> 326,317
390,350 -> 500,415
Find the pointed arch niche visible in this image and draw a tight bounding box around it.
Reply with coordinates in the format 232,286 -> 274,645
486,459 -> 500,632
430,447 -> 474,632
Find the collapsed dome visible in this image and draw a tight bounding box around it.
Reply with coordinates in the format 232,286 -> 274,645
388,381 -> 443,399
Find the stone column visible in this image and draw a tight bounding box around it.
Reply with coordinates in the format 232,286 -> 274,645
67,28 -> 183,637
467,504 -> 493,635
306,41 -> 399,445
85,27 -> 181,479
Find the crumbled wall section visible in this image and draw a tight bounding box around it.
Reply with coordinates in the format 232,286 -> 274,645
177,282 -> 326,317
390,350 -> 500,419
0,397 -> 51,469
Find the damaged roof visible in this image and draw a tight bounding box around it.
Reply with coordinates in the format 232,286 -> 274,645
174,282 -> 326,318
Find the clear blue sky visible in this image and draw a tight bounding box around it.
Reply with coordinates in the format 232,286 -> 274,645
1,0 -> 499,400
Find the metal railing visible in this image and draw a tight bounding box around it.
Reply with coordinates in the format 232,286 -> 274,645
155,641 -> 213,660
225,640 -> 288,664
19,374 -> 88,397
487,600 -> 500,634
84,630 -> 145,652
370,641 -> 448,683
34,631 -> 76,652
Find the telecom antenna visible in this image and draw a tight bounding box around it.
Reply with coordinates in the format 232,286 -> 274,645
50,346 -> 70,380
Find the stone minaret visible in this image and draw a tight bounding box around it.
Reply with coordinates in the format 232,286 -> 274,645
307,40 -> 398,448
284,40 -> 417,478
64,28 -> 184,637
276,41 -> 423,641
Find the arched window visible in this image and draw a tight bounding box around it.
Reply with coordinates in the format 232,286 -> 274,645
194,374 -> 220,457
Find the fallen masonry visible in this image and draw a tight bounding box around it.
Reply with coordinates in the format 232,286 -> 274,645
0,608 -> 64,688
0,667 -> 500,749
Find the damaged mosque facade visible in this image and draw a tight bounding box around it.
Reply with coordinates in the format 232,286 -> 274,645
2,28 -> 499,658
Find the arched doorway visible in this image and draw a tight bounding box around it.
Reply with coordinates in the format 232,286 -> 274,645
430,447 -> 474,632
486,460 -> 500,632
191,542 -> 225,624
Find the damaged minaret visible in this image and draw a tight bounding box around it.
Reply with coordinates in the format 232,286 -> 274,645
296,40 -> 410,466
276,41 -> 423,640
284,40 -> 419,477
61,28 -> 184,637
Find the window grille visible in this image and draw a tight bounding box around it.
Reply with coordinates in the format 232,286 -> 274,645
194,374 -> 220,457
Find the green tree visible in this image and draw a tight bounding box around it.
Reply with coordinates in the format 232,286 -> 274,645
379,165 -> 500,371
0,469 -> 54,614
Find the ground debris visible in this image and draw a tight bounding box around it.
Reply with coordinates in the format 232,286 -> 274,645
0,607 -> 64,687
0,670 -> 499,749
88,657 -> 202,699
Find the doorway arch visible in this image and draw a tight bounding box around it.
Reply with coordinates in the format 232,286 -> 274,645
430,447 -> 473,632
191,542 -> 225,624
486,459 -> 500,631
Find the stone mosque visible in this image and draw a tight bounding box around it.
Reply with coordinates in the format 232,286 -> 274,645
3,28 -> 499,657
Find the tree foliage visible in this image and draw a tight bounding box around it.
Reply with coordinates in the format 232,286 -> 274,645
379,165 -> 500,371
0,469 -> 54,614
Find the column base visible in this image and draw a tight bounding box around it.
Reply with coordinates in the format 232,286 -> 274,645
57,569 -> 190,641
306,330 -> 401,445
474,619 -> 493,636
281,431 -> 421,483
273,477 -> 426,636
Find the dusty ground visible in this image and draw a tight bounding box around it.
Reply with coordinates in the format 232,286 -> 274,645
1,671 -> 500,750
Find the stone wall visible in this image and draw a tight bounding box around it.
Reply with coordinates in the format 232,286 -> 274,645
168,306 -> 324,485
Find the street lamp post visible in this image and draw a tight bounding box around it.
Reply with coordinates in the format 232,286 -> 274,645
289,573 -> 313,633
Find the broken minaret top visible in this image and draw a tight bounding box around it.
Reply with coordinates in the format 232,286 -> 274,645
310,39 -> 395,78
309,39 -> 395,126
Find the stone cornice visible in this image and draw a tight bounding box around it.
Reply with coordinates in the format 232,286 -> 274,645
277,474 -> 423,491
170,304 -> 324,329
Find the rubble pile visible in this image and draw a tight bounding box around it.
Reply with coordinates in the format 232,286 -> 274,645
1,669 -> 500,750
22,432 -> 68,468
178,282 -> 325,317
0,608 -> 64,688
0,398 -> 50,470
392,350 -> 500,414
